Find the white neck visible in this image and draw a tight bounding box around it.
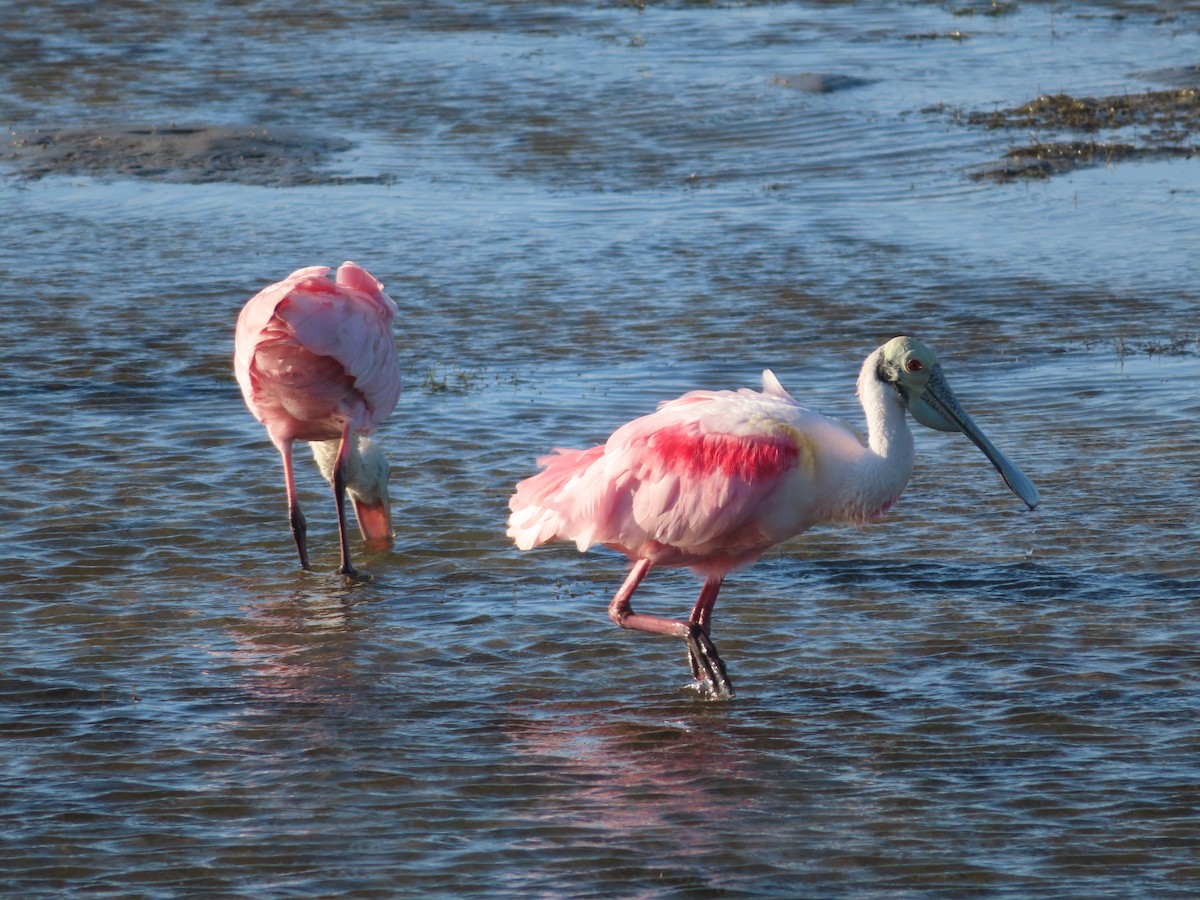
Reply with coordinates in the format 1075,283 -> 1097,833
838,349 -> 916,521
309,436 -> 390,503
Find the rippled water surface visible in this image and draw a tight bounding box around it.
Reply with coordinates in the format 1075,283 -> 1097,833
2,1 -> 1200,897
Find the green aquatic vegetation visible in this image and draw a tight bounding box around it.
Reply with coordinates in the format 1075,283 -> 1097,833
1008,140 -> 1136,162
952,2 -> 1018,15
983,140 -> 1139,180
417,365 -> 520,394
1092,334 -> 1200,360
1137,334 -> 1200,357
974,89 -> 1200,134
960,88 -> 1200,181
905,30 -> 970,41
420,366 -> 476,394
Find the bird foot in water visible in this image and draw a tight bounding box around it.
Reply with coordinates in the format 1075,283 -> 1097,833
338,565 -> 374,583
684,624 -> 735,699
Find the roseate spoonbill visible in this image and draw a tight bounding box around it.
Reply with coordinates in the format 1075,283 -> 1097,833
234,262 -> 401,576
507,336 -> 1038,698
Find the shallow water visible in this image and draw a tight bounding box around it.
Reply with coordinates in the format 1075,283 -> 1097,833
2,1 -> 1199,897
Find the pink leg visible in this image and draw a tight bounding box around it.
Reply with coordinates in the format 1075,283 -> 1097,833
607,561 -> 734,698
279,439 -> 310,570
331,423 -> 357,577
608,559 -> 686,637
689,576 -> 724,635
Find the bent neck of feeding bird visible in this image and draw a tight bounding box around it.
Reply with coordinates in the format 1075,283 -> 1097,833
308,435 -> 385,488
847,347 -> 917,514
310,436 -> 394,547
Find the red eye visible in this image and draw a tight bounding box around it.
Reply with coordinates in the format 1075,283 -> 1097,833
905,359 -> 923,373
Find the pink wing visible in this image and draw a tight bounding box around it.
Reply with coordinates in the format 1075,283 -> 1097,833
508,378 -> 808,572
234,262 -> 401,443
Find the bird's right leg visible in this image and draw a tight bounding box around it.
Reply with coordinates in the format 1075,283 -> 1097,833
331,423 -> 357,578
607,560 -> 734,699
684,578 -> 732,698
280,440 -> 310,570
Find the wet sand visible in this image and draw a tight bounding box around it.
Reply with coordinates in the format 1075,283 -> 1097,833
3,125 -> 390,185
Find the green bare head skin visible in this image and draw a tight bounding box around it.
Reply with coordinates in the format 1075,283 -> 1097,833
877,335 -> 1039,509
877,336 -> 947,427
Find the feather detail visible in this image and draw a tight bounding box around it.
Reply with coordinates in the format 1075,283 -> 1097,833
507,376 -> 816,572
234,262 -> 401,444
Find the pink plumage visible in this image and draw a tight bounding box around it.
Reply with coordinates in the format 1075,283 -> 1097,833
235,261 -> 401,575
235,263 -> 400,440
509,373 -> 821,577
508,338 -> 1039,698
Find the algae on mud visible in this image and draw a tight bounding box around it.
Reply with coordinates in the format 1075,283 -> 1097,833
977,88 -> 1200,134
962,87 -> 1200,181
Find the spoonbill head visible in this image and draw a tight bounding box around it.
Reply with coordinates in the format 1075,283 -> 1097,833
875,336 -> 1039,509
507,336 -> 1038,698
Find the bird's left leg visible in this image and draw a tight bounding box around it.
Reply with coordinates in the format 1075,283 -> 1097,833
331,423 -> 357,577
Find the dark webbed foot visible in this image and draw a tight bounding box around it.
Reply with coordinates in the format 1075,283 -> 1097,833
339,564 -> 376,583
684,623 -> 734,699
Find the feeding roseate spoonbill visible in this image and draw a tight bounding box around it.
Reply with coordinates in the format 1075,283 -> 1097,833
234,261 -> 401,576
507,336 -> 1038,698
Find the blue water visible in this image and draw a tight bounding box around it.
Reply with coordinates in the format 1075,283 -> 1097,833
1,1 -> 1199,896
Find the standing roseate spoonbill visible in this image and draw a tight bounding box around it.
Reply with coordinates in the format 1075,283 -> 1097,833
507,337 -> 1038,699
234,262 -> 402,576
